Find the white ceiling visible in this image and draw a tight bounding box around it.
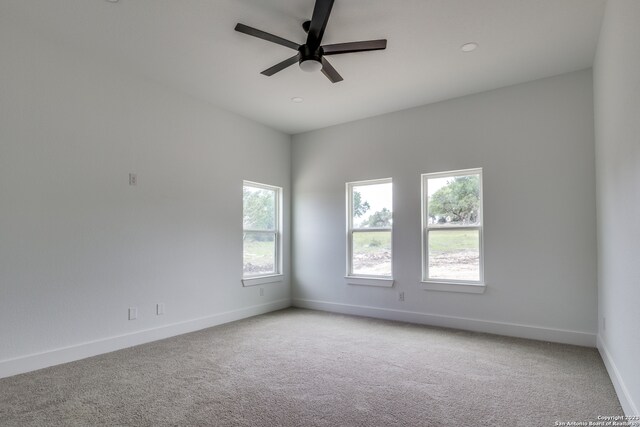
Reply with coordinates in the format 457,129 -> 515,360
2,0 -> 606,134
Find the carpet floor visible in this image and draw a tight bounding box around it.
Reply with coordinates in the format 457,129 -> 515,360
0,308 -> 623,426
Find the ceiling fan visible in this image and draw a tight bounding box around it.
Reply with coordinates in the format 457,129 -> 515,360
234,0 -> 387,83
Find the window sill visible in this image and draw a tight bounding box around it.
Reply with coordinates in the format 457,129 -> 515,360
345,276 -> 394,287
242,274 -> 284,287
420,281 -> 486,294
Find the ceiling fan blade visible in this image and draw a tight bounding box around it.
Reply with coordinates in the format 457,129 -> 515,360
306,0 -> 335,50
322,39 -> 387,55
261,54 -> 301,76
321,57 -> 343,83
235,23 -> 300,50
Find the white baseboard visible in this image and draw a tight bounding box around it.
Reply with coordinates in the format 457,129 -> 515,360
293,298 -> 596,347
597,335 -> 639,416
0,298 -> 291,380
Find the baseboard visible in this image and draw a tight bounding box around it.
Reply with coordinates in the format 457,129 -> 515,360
0,298 -> 291,379
597,335 -> 639,416
293,298 -> 596,347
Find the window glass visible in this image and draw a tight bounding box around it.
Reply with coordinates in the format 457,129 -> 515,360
428,229 -> 480,281
352,231 -> 392,276
352,182 -> 393,229
243,182 -> 280,278
347,179 -> 392,278
423,170 -> 483,283
243,186 -> 276,230
243,232 -> 276,276
427,174 -> 480,226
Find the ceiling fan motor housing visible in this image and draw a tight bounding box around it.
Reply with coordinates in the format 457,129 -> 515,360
298,44 -> 323,68
299,19 -> 323,71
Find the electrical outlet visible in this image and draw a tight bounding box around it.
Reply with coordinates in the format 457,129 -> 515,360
157,303 -> 165,316
128,307 -> 138,320
259,287 -> 264,297
129,173 -> 137,186
399,291 -> 405,302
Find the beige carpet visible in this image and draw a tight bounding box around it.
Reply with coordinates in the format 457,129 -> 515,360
0,308 -> 623,426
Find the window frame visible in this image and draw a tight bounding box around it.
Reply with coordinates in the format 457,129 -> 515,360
241,180 -> 283,286
420,168 -> 485,293
345,178 -> 394,287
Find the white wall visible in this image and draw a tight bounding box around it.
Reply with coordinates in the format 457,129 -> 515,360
594,0 -> 640,416
292,70 -> 597,346
0,20 -> 291,377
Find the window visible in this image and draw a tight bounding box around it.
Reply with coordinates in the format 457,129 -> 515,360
346,178 -> 393,286
422,169 -> 484,292
242,181 -> 282,285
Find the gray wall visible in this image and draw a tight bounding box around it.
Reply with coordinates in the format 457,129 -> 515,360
0,19 -> 291,375
292,70 -> 597,345
594,0 -> 640,416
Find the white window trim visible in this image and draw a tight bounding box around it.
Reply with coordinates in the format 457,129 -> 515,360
345,178 -> 394,287
420,168 -> 485,294
420,281 -> 485,294
242,180 -> 283,284
242,274 -> 284,287
345,276 -> 394,287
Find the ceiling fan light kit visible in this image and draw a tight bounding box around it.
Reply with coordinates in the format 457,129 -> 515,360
234,0 -> 387,83
299,59 -> 323,73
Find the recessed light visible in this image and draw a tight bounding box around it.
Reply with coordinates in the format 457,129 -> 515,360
291,97 -> 304,103
106,0 -> 119,3
461,42 -> 479,52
